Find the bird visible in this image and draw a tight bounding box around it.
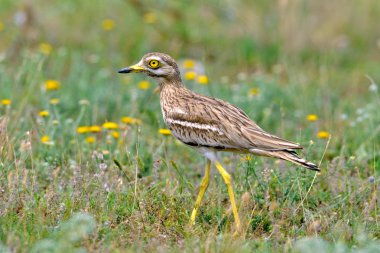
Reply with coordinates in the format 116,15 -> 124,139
118,52 -> 319,230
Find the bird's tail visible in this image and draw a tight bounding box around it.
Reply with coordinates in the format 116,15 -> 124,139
249,148 -> 319,171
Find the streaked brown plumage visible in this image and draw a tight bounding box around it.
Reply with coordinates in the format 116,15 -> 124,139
118,52 -> 319,230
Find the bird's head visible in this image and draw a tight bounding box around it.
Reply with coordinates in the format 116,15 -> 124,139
118,52 -> 182,84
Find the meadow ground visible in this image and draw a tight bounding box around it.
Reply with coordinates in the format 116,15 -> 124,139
0,1 -> 379,252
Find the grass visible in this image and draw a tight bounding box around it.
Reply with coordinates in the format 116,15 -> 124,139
0,0 -> 379,252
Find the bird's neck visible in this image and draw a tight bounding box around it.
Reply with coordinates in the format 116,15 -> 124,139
159,79 -> 189,105
157,75 -> 184,92
159,80 -> 190,125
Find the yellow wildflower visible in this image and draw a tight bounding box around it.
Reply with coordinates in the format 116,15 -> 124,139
39,110 -> 49,117
0,21 -> 4,32
102,122 -> 119,129
40,135 -> 50,144
110,131 -> 119,139
138,80 -> 151,90
77,126 -> 90,134
1,99 -> 11,105
197,75 -> 209,85
143,12 -> 156,24
102,19 -> 114,31
159,128 -> 171,135
306,114 -> 318,122
121,117 -> 142,125
184,71 -> 196,80
85,136 -> 96,143
89,125 -> 101,133
49,98 -> 60,105
44,80 -> 60,90
39,43 -> 52,55
183,59 -> 195,69
317,131 -> 330,139
248,88 -> 260,96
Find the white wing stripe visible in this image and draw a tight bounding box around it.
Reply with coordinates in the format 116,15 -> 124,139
166,118 -> 224,135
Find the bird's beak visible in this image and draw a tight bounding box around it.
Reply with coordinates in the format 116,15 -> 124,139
118,63 -> 145,74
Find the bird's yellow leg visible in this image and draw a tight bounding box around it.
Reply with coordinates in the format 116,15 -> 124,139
190,160 -> 211,225
214,161 -> 241,229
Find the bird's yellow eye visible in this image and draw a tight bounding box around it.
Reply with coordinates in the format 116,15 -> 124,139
148,60 -> 160,69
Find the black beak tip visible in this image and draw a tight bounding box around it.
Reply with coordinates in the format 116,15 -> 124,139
117,68 -> 131,74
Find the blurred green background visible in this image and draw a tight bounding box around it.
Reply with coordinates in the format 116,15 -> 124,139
0,0 -> 379,252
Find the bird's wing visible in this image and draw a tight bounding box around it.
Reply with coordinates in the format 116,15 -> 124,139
165,92 -> 302,151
